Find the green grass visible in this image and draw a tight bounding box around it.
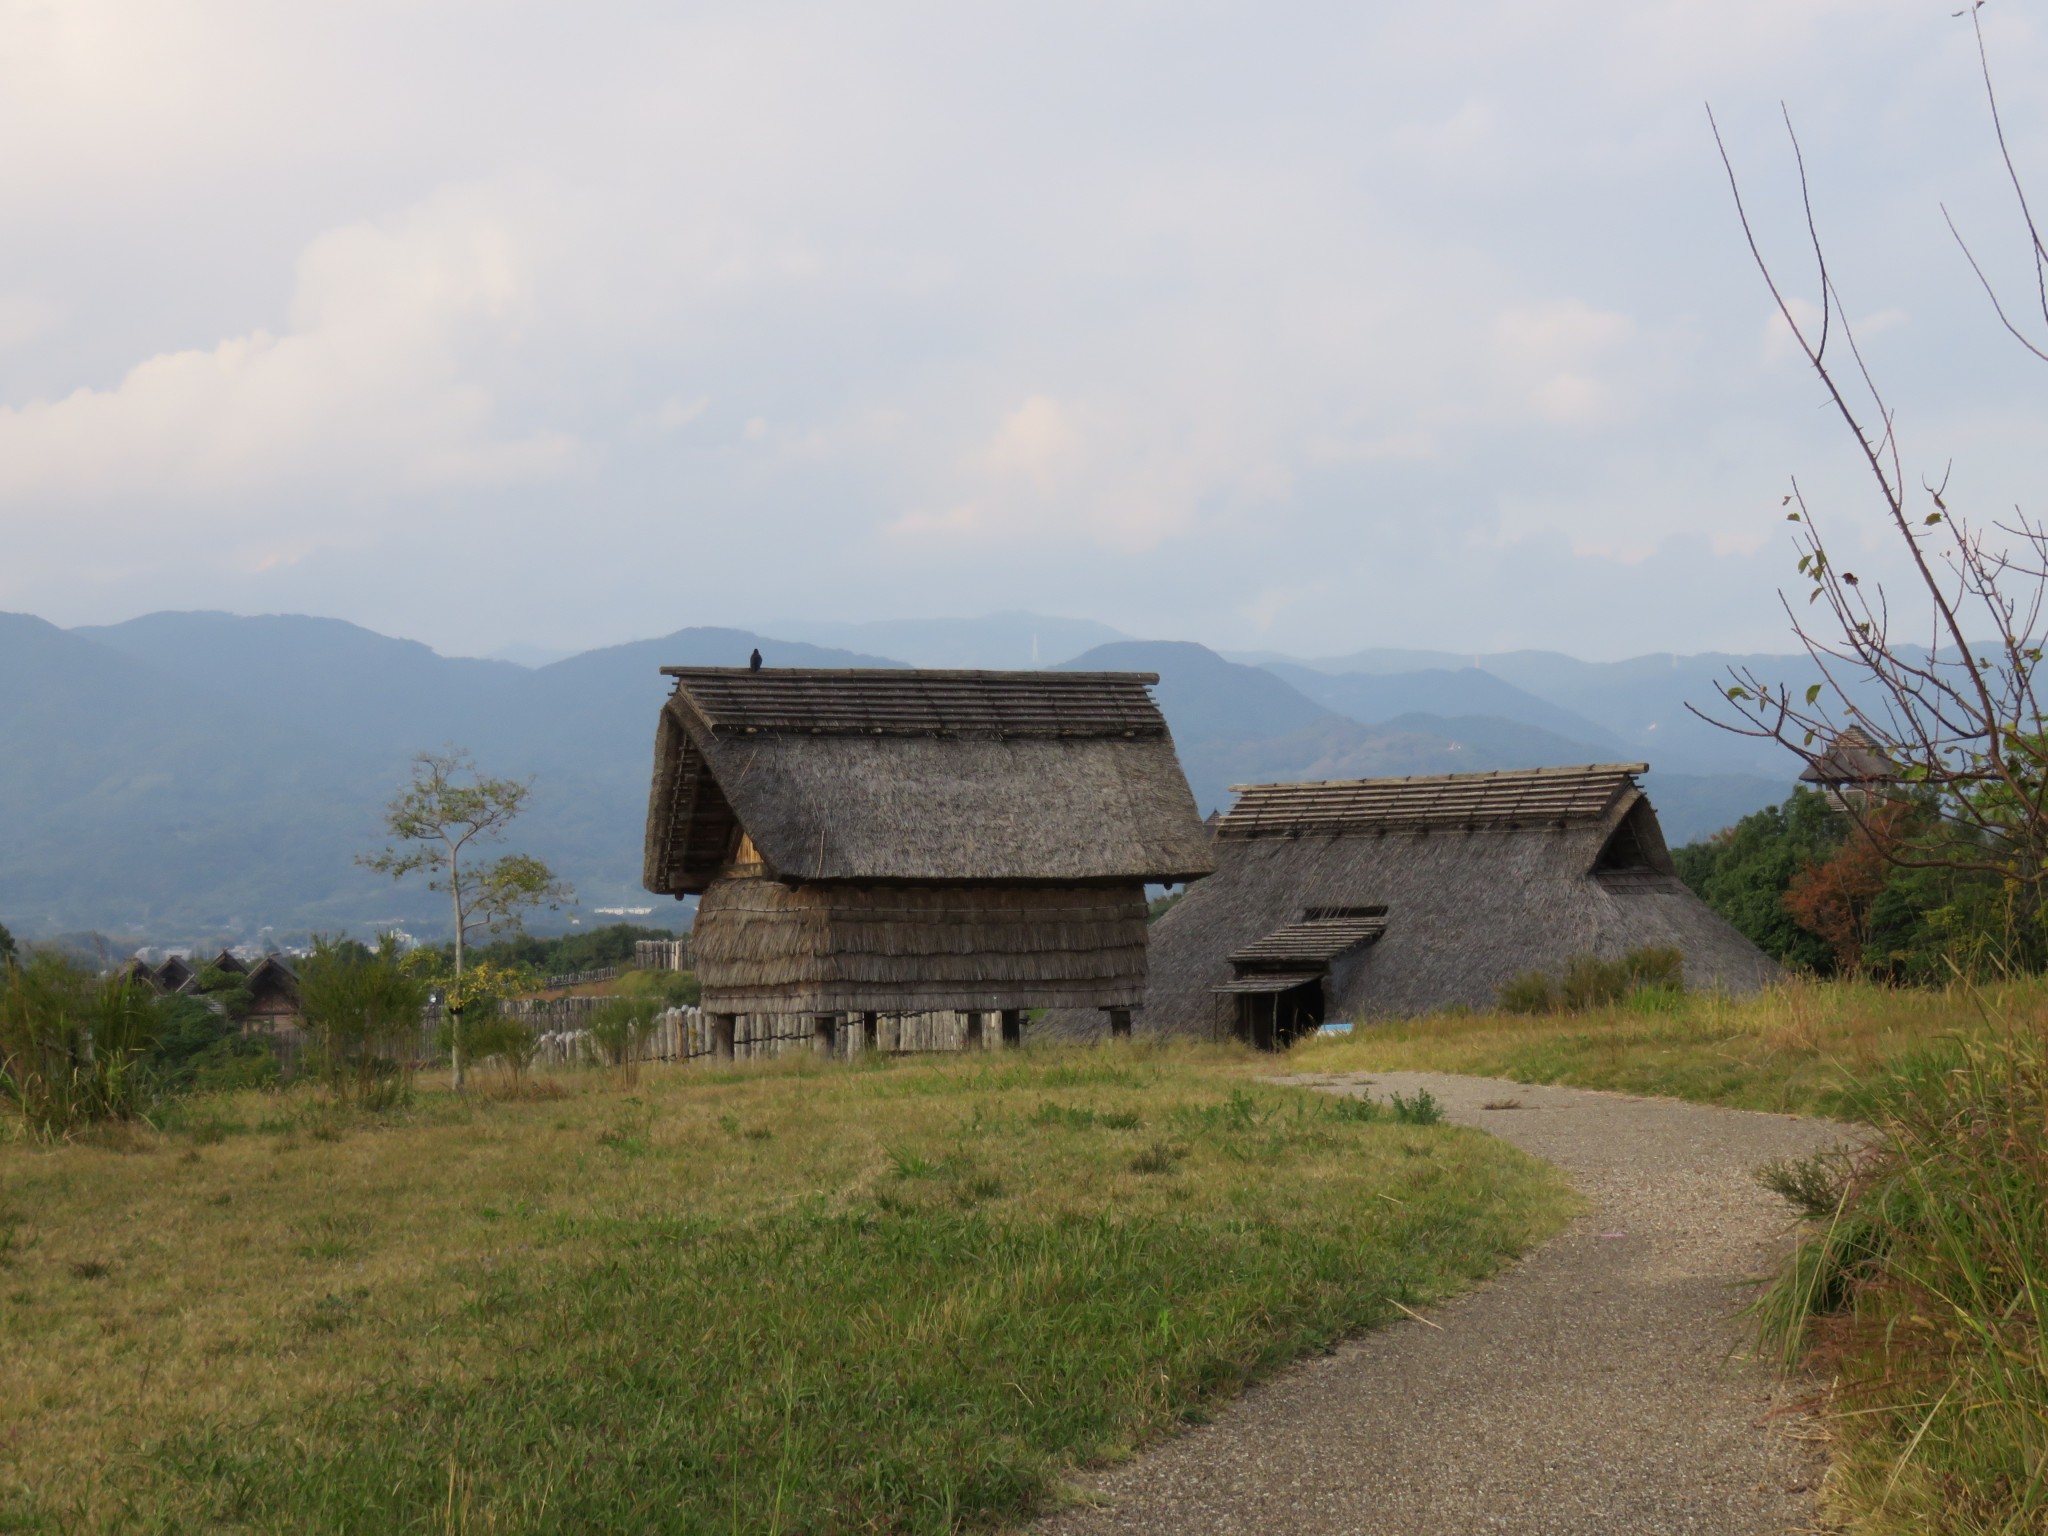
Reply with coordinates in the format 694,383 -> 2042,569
0,1043 -> 1571,1533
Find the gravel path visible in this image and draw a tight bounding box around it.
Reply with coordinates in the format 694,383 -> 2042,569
1031,1072 -> 1851,1536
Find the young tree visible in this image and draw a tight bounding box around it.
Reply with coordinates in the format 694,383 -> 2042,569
359,749 -> 572,1091
1702,9 -> 2048,909
0,923 -> 15,964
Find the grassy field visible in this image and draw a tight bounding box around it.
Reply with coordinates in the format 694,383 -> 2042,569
0,1043 -> 1571,1535
1287,975 -> 2044,1115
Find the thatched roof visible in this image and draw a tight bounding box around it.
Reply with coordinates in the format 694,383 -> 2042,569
244,955 -> 300,1015
644,668 -> 1215,894
1115,764 -> 1780,1034
1799,726 -> 1896,786
206,949 -> 249,976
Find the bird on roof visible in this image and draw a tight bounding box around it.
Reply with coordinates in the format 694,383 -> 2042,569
749,648 -> 762,671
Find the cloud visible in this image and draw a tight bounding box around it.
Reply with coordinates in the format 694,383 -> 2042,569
0,184 -> 584,509
1,0 -> 2042,664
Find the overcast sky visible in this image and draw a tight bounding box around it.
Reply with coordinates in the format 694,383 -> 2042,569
2,0 -> 2044,662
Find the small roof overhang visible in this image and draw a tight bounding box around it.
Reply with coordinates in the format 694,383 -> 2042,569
1226,910 -> 1388,969
1211,971 -> 1326,994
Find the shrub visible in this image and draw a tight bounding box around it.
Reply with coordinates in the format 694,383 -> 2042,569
147,994 -> 278,1093
297,935 -> 431,1105
463,1010 -> 539,1085
1496,947 -> 1686,1015
1498,970 -> 1557,1015
0,952 -> 160,1136
585,997 -> 660,1081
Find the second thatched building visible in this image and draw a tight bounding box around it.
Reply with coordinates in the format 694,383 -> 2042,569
642,666 -> 1214,1054
1139,763 -> 1781,1046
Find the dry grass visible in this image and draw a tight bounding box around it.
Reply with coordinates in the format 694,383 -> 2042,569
0,1041 -> 1569,1533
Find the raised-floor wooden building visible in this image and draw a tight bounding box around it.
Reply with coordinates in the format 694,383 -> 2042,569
642,667 -> 1214,1055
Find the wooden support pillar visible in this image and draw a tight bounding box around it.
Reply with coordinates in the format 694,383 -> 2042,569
964,1011 -> 985,1050
813,1015 -> 837,1057
1106,1007 -> 1132,1039
711,1013 -> 736,1061
1000,1009 -> 1025,1048
862,1012 -> 879,1053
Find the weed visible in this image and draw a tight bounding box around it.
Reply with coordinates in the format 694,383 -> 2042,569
1386,1090 -> 1444,1126
67,1259 -> 109,1281
887,1147 -> 941,1179
1128,1140 -> 1188,1174
303,1288 -> 368,1334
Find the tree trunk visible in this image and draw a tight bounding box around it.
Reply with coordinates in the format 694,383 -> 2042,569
450,856 -> 466,1093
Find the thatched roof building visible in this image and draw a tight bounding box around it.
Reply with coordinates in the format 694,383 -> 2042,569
1799,725 -> 1897,802
1136,764 -> 1780,1045
643,667 -> 1213,1050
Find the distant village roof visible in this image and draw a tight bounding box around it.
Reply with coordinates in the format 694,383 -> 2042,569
1799,726 -> 1897,787
644,668 -> 1215,894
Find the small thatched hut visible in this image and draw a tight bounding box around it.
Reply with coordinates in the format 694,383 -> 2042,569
1138,763 -> 1780,1046
1799,725 -> 1898,809
242,956 -> 302,1033
642,667 -> 1213,1054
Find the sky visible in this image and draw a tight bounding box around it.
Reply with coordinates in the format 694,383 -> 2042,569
2,0 -> 2045,663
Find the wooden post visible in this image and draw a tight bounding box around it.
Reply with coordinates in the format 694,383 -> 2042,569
712,1013 -> 736,1061
1107,1007 -> 1132,1039
964,1011 -> 985,1050
814,1015 -> 837,1057
862,1012 -> 879,1053
1000,1009 -> 1025,1048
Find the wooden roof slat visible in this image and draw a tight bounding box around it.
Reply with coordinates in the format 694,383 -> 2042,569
662,668 -> 1167,739
1228,915 -> 1388,967
1218,764 -> 1649,838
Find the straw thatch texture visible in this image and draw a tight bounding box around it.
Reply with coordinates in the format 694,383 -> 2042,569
1799,726 -> 1897,787
644,669 -> 1214,893
693,878 -> 1149,1014
1057,766 -> 1780,1039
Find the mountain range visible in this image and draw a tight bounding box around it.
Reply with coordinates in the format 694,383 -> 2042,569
0,609 -> 1815,945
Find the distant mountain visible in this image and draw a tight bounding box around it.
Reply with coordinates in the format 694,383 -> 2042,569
1,609 -> 1807,946
1059,641 -> 1624,817
1262,661 -> 1624,753
763,612 -> 1129,670
1,615 -> 895,944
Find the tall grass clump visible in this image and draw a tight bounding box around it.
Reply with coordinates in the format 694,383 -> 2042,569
1754,1015 -> 2048,1533
0,951 -> 159,1136
296,936 -> 430,1108
1497,945 -> 1684,1015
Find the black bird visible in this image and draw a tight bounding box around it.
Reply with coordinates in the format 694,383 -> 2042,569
749,648 -> 763,671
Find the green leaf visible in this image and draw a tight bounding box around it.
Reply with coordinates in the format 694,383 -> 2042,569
1805,684 -> 1822,705
1725,686 -> 1751,701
